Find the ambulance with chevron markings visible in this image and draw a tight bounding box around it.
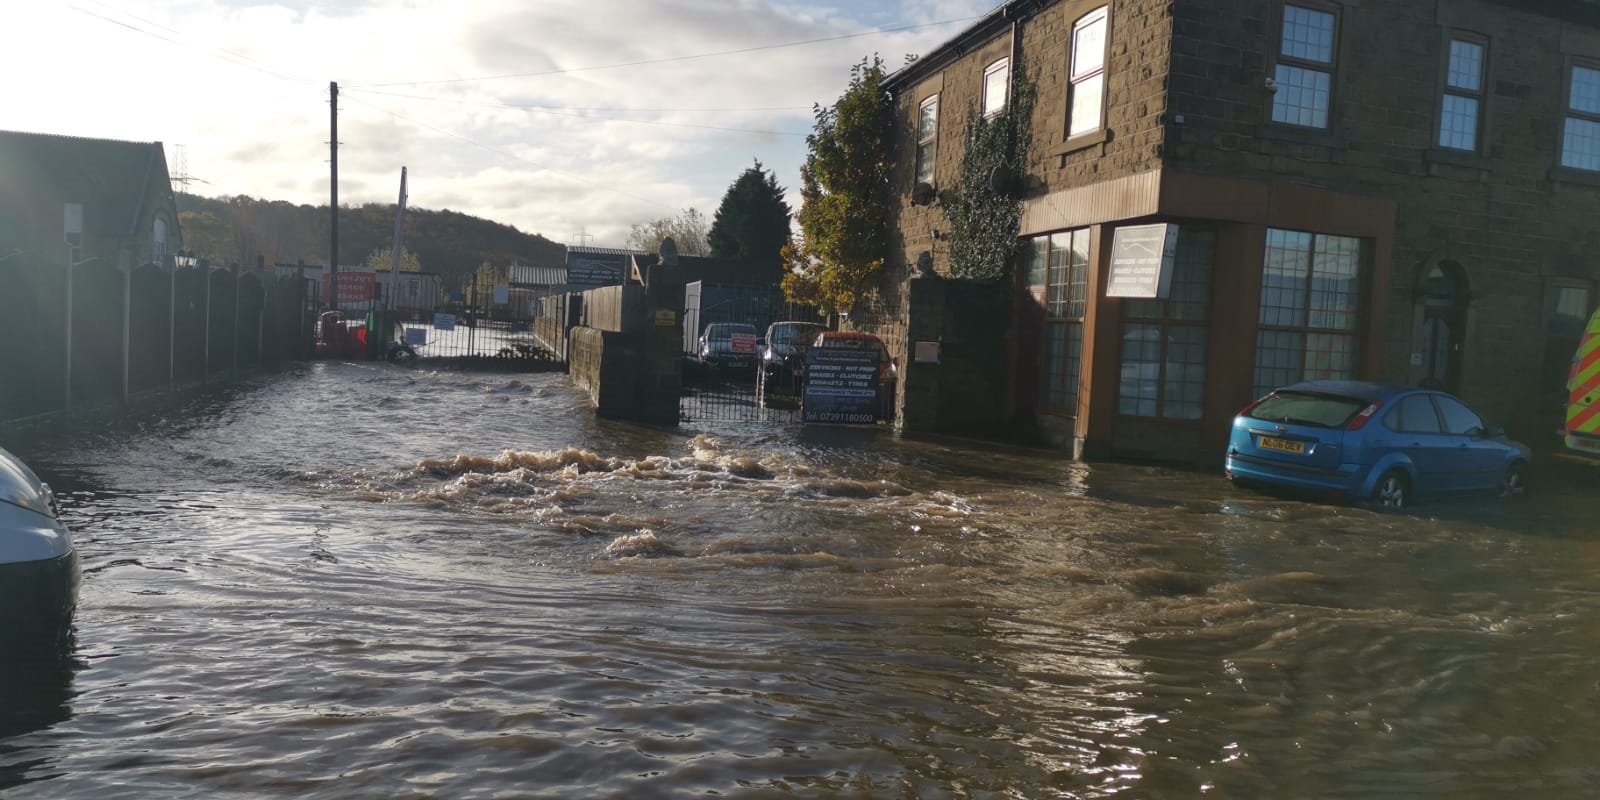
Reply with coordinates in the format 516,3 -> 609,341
1563,307 -> 1600,460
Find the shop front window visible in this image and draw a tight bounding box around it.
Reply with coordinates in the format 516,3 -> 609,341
1036,228 -> 1091,414
1119,230 -> 1214,420
1253,229 -> 1364,397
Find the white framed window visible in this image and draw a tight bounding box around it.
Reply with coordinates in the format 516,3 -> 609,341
1033,228 -> 1092,414
915,94 -> 939,185
983,58 -> 1010,118
1439,36 -> 1486,152
1068,7 -> 1108,137
1562,63 -> 1600,171
1271,3 -> 1338,129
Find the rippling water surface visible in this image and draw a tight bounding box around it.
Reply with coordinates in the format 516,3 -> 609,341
3,361 -> 1599,798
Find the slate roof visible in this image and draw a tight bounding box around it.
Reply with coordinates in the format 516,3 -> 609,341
0,129 -> 169,243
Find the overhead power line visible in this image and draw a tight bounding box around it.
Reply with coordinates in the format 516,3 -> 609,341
341,87 -> 807,137
67,1 -> 316,86
344,87 -> 811,114
355,16 -> 980,88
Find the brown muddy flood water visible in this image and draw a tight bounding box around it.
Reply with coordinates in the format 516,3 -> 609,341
3,361 -> 1599,798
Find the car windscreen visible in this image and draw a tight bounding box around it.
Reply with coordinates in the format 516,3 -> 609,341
770,325 -> 823,344
707,325 -> 756,340
1246,391 -> 1369,429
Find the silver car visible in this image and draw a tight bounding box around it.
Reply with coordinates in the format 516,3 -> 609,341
0,445 -> 79,654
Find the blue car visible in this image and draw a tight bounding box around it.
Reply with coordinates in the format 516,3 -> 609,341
1225,380 -> 1531,510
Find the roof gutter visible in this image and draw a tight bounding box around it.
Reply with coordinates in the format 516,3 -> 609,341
884,0 -> 1044,93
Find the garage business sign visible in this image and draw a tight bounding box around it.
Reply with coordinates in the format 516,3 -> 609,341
1106,223 -> 1180,298
802,346 -> 880,425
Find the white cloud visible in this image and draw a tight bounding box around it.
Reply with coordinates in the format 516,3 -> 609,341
1,0 -> 995,250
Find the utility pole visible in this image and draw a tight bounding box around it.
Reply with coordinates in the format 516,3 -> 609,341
389,166 -> 408,311
329,80 -> 340,312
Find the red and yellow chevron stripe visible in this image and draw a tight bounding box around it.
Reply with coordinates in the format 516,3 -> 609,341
1565,309 -> 1600,449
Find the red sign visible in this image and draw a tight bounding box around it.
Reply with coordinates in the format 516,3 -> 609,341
324,271 -> 377,304
730,332 -> 757,354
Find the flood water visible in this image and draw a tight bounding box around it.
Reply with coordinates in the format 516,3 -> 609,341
3,362 -> 1598,798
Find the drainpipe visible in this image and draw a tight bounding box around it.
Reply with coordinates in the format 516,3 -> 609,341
1008,5 -> 1021,96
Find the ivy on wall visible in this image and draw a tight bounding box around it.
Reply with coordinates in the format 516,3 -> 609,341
943,63 -> 1036,281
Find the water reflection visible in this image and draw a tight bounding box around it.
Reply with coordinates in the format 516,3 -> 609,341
0,363 -> 1597,797
0,657 -> 77,787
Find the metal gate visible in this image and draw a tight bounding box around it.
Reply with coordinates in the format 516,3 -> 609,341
394,274 -> 560,368
679,374 -> 806,430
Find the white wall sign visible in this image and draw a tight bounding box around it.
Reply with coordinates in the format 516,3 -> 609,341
1106,223 -> 1179,298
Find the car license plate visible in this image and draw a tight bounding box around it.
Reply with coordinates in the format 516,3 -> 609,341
1258,436 -> 1306,454
1572,435 -> 1600,452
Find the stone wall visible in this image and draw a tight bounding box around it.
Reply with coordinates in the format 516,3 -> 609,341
566,269 -> 684,426
567,326 -> 642,420
885,0 -> 1175,291
1168,0 -> 1600,436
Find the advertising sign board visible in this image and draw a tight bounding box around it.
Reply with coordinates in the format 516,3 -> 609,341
1106,223 -> 1179,298
324,271 -> 377,305
802,346 -> 880,425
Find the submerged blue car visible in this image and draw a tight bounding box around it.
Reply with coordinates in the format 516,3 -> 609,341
1225,380 -> 1531,510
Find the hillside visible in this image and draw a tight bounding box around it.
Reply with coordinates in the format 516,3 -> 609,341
175,193 -> 567,291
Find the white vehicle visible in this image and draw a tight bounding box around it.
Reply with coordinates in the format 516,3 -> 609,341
0,445 -> 79,655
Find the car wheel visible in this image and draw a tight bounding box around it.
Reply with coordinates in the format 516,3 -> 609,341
1499,461 -> 1527,499
1371,470 -> 1409,511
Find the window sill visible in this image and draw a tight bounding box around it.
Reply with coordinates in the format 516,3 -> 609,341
1548,165 -> 1600,188
1424,147 -> 1491,171
1051,128 -> 1109,157
1424,148 -> 1491,181
1253,122 -> 1347,150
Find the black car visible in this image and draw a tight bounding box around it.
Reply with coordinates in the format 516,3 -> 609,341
757,321 -> 828,401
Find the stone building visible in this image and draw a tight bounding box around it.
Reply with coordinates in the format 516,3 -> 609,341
880,0 -> 1600,463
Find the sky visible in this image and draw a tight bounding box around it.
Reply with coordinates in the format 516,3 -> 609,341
3,0 -> 999,250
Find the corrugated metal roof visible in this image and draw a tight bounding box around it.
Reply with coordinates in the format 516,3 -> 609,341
565,246 -> 648,257
509,264 -> 565,286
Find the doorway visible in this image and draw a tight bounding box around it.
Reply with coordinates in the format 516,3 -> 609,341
1418,262 -> 1469,392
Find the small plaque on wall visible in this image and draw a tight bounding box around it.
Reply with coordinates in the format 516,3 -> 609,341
913,341 -> 941,364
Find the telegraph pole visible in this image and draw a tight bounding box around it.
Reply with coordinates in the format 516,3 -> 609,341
329,80 -> 340,311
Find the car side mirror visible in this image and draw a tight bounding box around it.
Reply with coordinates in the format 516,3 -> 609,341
1483,424 -> 1504,438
